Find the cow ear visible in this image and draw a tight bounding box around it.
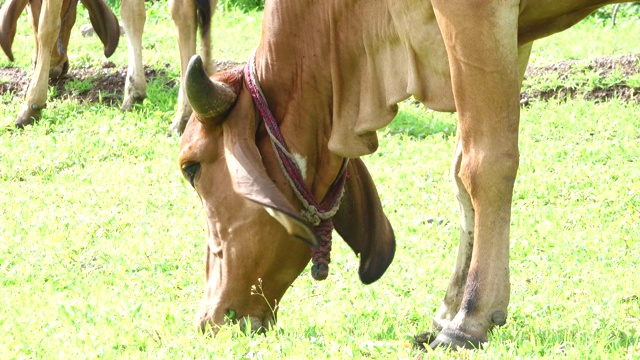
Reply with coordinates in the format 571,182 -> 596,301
333,158 -> 395,284
222,89 -> 319,248
0,0 -> 29,61
79,0 -> 119,57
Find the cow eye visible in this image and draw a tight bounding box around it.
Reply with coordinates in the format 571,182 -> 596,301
181,162 -> 201,187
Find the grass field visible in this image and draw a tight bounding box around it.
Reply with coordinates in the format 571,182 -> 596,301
1,4 -> 639,359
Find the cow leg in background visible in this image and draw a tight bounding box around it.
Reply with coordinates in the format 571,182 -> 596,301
427,0 -> 521,350
15,0 -> 63,128
168,0 -> 216,135
53,0 -> 78,79
168,0 -> 196,134
120,0 -> 147,111
200,0 -> 217,75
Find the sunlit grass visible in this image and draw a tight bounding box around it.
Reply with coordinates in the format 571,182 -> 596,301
529,14 -> 640,65
1,5 -> 639,359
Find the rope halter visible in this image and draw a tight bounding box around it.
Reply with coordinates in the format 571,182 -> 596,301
244,53 -> 349,280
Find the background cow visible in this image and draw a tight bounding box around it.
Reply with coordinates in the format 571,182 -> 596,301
178,0 -> 637,351
0,0 -> 216,134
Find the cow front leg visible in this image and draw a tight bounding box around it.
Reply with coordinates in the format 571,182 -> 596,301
120,0 -> 147,111
430,138 -> 518,350
432,135 -> 475,331
429,43 -> 533,342
16,0 -> 63,128
427,0 -> 521,350
414,136 -> 475,349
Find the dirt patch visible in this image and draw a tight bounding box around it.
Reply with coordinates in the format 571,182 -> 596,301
0,59 -> 242,106
1,56 -> 639,105
521,85 -> 639,105
521,53 -> 640,105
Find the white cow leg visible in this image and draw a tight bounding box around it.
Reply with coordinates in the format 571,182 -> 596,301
432,135 -> 475,331
120,0 -> 147,111
168,0 -> 198,135
16,0 -> 63,127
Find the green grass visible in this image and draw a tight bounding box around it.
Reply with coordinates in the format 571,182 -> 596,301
528,15 -> 640,65
0,3 -> 261,75
1,4 -> 639,359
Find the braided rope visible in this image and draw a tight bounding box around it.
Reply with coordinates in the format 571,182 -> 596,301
245,53 -> 348,280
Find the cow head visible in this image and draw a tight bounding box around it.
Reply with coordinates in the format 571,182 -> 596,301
0,0 -> 119,79
179,55 -> 396,334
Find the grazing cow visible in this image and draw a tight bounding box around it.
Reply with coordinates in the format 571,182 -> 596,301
179,0 -> 633,350
0,0 -> 216,134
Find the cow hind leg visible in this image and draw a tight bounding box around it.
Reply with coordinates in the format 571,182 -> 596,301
120,0 -> 147,111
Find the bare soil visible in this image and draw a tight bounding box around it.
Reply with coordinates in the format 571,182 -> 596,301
0,60 -> 242,106
1,55 -> 639,106
521,53 -> 640,105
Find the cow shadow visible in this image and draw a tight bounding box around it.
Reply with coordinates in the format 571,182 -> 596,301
385,100 -> 457,139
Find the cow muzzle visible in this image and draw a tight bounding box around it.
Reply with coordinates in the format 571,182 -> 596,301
197,306 -> 275,335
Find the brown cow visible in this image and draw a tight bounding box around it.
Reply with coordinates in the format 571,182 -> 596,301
179,0 -> 632,351
0,0 -> 215,134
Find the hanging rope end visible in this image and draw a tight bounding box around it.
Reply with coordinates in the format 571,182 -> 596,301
311,264 -> 329,280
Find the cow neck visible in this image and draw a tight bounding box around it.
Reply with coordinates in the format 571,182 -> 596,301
245,52 -> 349,281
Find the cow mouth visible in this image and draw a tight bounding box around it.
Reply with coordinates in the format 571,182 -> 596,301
197,306 -> 275,335
237,315 -> 274,335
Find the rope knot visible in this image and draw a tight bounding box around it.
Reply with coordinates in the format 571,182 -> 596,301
301,207 -> 322,227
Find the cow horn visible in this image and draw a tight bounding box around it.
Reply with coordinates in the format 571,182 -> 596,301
186,55 -> 237,119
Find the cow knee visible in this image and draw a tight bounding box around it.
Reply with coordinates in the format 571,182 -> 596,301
169,0 -> 194,24
458,148 -> 519,199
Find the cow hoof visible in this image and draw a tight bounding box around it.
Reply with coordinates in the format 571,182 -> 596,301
428,329 -> 486,351
121,93 -> 147,111
15,105 -> 43,128
413,331 -> 438,351
168,115 -> 190,136
491,310 -> 507,326
432,315 -> 451,333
